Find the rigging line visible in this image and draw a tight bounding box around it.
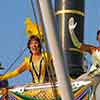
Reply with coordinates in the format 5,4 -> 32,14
30,0 -> 58,99
2,0 -> 37,76
30,0 -> 54,76
30,0 -> 43,42
35,0 -> 57,81
30,0 -> 56,82
30,0 -> 45,42
30,0 -> 46,61
30,0 -> 37,23
3,47 -> 27,75
30,0 -> 53,80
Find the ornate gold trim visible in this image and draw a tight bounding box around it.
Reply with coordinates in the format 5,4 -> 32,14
56,9 -> 85,16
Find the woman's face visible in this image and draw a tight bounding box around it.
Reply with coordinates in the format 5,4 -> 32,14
97,32 -> 100,42
29,39 -> 40,54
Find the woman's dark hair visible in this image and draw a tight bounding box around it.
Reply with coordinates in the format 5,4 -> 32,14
27,35 -> 41,54
97,30 -> 100,40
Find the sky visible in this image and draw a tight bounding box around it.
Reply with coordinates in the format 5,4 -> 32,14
0,0 -> 100,86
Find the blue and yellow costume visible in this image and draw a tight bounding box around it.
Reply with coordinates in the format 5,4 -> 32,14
0,52 -> 49,83
0,18 -> 51,83
24,52 -> 49,83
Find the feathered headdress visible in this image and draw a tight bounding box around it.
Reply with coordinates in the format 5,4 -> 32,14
25,17 -> 44,41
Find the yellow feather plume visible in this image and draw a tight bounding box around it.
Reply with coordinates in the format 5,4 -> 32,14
25,17 -> 44,40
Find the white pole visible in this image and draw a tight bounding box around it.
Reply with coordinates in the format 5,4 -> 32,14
39,0 -> 73,100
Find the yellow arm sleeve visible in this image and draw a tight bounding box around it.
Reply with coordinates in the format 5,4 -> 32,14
0,60 -> 28,81
70,31 -> 82,49
0,70 -> 19,80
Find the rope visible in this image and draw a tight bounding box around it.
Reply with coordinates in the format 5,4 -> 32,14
3,47 -> 27,75
30,0 -> 58,99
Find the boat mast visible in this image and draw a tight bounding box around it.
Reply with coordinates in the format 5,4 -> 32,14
39,0 -> 73,100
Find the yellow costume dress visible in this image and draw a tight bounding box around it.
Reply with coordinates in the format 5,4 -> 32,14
0,52 -> 50,83
24,53 -> 49,83
0,18 -> 56,83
